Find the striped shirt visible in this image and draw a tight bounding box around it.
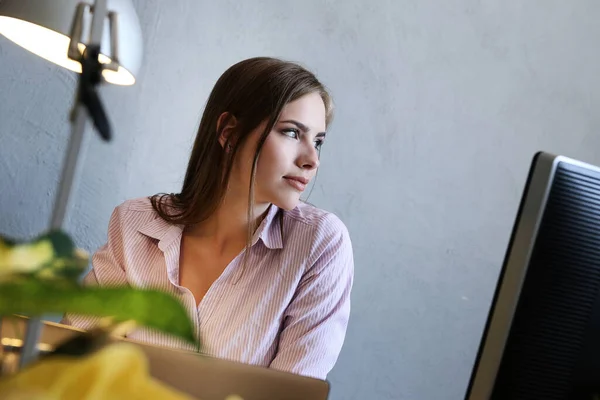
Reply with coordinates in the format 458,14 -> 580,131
62,197 -> 354,379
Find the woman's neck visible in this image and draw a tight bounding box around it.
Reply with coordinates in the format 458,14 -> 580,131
185,190 -> 270,254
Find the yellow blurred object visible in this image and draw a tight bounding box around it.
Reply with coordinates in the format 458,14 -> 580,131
0,343 -> 194,400
0,239 -> 54,276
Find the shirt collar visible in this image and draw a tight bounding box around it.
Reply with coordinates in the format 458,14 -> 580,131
252,204 -> 283,249
137,217 -> 183,252
137,204 -> 283,251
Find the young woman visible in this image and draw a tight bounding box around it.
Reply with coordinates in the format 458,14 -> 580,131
63,57 -> 354,380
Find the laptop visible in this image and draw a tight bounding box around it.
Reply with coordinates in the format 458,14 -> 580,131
0,316 -> 330,400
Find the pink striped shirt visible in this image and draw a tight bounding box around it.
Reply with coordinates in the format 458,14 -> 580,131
62,197 -> 354,379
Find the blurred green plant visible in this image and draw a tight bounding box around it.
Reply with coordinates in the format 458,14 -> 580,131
0,230 -> 197,345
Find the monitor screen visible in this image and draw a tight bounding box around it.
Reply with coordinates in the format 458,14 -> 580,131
465,152 -> 600,399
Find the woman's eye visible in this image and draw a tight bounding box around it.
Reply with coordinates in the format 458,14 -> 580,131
282,128 -> 300,139
314,139 -> 324,149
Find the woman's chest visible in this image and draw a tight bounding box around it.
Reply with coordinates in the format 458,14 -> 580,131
122,240 -> 308,357
178,242 -> 239,307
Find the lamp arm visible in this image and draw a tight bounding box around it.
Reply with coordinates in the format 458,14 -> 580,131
19,0 -> 112,369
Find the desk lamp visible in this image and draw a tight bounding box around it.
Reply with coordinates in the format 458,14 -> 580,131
0,0 -> 143,368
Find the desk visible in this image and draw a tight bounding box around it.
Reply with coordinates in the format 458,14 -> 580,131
0,316 -> 329,400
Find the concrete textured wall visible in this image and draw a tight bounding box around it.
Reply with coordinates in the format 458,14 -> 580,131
1,1 -> 599,399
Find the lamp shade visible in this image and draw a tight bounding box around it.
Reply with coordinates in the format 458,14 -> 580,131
0,0 -> 142,85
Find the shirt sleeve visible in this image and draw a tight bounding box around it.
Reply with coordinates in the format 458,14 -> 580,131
60,204 -> 129,329
269,213 -> 354,380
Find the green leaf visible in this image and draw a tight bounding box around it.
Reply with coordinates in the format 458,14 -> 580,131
0,280 -> 197,345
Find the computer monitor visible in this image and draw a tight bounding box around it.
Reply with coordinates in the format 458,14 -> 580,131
465,151 -> 600,399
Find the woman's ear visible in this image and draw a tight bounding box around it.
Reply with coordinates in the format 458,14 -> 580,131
216,112 -> 238,150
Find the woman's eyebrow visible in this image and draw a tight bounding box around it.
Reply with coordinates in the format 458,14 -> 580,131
280,119 -> 309,132
280,119 -> 326,136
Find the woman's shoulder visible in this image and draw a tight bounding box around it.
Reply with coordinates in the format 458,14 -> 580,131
113,196 -> 156,214
284,203 -> 354,273
108,196 -> 163,228
284,202 -> 351,241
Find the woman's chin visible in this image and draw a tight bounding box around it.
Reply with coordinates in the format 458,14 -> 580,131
272,196 -> 301,211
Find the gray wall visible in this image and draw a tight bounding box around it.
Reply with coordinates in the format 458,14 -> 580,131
2,1 -> 599,399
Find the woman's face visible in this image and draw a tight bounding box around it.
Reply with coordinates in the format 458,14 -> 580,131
231,92 -> 327,211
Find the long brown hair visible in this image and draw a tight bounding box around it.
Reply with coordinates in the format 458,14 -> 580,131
150,57 -> 333,246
